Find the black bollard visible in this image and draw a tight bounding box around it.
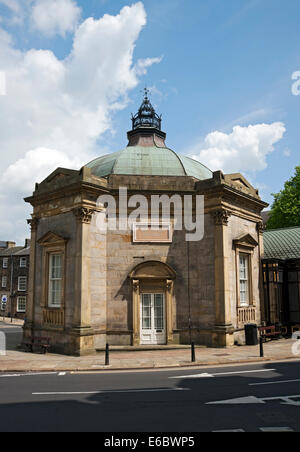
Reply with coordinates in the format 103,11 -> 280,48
105,343 -> 110,366
260,336 -> 264,358
191,342 -> 196,363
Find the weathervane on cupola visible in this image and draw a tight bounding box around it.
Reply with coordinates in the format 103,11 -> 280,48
131,87 -> 162,131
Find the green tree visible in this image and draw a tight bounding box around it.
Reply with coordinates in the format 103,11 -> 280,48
266,166 -> 300,230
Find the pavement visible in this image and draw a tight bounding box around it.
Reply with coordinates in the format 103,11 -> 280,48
0,321 -> 299,372
0,317 -> 24,327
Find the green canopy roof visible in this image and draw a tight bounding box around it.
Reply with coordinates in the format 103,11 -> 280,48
86,146 -> 212,180
263,227 -> 300,260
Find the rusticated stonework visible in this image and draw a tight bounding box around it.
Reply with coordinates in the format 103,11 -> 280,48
211,209 -> 232,226
73,207 -> 95,224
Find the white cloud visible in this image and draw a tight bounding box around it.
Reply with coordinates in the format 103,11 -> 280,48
190,122 -> 286,174
31,0 -> 81,37
0,0 -> 25,24
1,148 -> 84,192
0,2 -> 161,242
134,56 -> 163,76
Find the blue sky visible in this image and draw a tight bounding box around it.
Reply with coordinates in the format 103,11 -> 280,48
0,0 -> 299,241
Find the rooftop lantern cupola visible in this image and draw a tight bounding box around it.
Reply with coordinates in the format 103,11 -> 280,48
128,88 -> 166,147
131,88 -> 162,130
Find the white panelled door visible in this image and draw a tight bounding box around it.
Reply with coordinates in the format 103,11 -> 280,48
140,293 -> 166,345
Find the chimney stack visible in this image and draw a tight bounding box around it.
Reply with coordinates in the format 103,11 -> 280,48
6,241 -> 16,249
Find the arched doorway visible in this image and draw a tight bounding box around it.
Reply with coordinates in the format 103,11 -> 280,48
129,261 -> 176,346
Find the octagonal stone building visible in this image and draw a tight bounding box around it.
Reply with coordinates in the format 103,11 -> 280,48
23,94 -> 267,355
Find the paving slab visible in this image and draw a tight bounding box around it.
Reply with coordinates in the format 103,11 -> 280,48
0,339 -> 299,372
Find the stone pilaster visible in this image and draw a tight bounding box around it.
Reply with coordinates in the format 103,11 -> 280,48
70,207 -> 95,355
23,217 -> 39,336
211,209 -> 234,347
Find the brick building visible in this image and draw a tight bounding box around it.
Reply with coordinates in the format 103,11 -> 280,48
0,240 -> 30,320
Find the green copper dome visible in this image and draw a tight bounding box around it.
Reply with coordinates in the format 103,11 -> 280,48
86,146 -> 212,180
86,92 -> 213,181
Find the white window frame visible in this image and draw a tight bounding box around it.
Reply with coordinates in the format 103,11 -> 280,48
17,296 -> 26,313
239,253 -> 250,307
18,276 -> 27,292
48,254 -> 63,308
2,258 -> 8,269
1,276 -> 7,288
20,257 -> 27,268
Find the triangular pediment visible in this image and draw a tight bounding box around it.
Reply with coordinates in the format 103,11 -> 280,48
225,173 -> 260,199
233,233 -> 258,248
38,231 -> 69,246
47,172 -> 69,183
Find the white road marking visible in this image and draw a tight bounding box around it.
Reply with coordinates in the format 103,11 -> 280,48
170,369 -> 276,379
170,372 -> 214,379
58,372 -> 67,376
0,372 -> 57,378
207,394 -> 300,406
32,388 -> 190,396
208,396 -> 265,405
250,379 -> 300,386
260,427 -> 294,432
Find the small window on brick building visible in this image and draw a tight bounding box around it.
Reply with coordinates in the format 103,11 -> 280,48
20,257 -> 27,268
17,297 -> 26,313
2,258 -> 8,269
18,276 -> 27,292
1,276 -> 7,288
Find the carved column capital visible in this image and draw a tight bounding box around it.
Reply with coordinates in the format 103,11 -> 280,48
256,221 -> 265,234
132,279 -> 140,293
27,217 -> 40,231
166,279 -> 173,293
211,209 -> 232,226
73,207 -> 95,224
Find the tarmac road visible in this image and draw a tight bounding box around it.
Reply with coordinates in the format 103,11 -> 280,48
0,360 -> 300,432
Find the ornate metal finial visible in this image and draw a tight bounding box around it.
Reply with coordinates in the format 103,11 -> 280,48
131,88 -> 162,131
143,86 -> 150,100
